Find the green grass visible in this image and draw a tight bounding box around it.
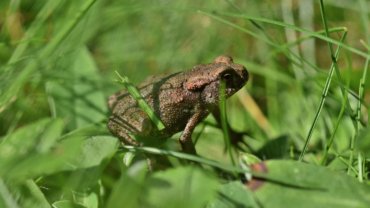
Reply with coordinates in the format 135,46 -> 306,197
1,0 -> 369,207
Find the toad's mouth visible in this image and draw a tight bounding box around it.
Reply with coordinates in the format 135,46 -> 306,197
224,87 -> 239,96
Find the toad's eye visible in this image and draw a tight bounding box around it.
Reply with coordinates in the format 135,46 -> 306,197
221,70 -> 236,84
222,73 -> 233,81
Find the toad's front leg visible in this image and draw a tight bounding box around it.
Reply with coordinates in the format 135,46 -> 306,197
179,110 -> 208,155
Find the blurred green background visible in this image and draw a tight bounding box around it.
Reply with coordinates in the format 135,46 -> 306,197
0,0 -> 369,207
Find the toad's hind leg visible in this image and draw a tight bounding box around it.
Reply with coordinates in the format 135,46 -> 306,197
108,114 -> 169,171
108,106 -> 155,145
108,115 -> 139,146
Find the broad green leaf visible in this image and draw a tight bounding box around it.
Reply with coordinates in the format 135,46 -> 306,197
34,131 -> 117,192
46,136 -> 118,191
256,135 -> 289,160
73,47 -> 107,127
0,118 -> 83,181
47,46 -> 107,130
250,160 -> 370,208
0,179 -> 50,208
52,200 -> 86,208
143,166 -> 219,208
70,136 -> 118,169
106,162 -> 147,208
72,191 -> 99,208
0,118 -> 63,159
207,181 -> 258,208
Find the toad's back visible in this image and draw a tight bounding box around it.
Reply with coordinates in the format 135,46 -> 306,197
108,72 -> 205,140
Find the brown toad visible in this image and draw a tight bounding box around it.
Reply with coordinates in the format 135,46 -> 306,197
108,55 -> 248,154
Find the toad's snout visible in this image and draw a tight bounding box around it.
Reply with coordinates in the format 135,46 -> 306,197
241,68 -> 249,83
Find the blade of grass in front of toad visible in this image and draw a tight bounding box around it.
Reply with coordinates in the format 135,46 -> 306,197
114,71 -> 165,131
122,145 -> 247,174
219,81 -> 236,166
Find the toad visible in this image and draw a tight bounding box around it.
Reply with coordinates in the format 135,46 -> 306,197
108,55 -> 248,154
